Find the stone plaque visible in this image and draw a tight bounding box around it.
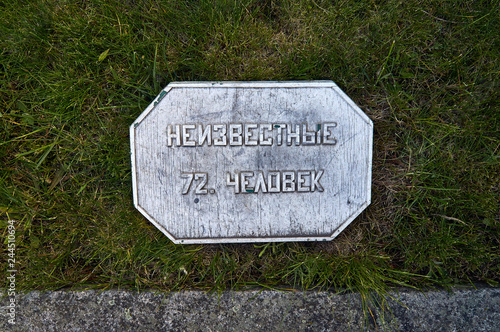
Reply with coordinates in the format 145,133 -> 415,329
130,81 -> 373,244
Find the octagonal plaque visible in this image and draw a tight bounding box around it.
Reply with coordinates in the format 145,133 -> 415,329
130,81 -> 373,244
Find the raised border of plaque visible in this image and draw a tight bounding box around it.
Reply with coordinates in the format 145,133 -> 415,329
131,81 -> 373,244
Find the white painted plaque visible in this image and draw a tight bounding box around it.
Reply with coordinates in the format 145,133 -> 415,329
130,81 -> 373,244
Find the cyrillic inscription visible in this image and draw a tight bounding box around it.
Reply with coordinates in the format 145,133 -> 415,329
227,170 -> 324,193
166,123 -> 338,147
180,170 -> 324,195
131,81 -> 373,243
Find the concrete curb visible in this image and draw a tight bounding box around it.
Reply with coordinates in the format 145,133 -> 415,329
1,287 -> 499,331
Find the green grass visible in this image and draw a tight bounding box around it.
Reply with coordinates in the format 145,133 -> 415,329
1,0 -> 498,300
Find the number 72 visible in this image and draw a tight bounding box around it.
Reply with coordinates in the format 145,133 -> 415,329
181,172 -> 208,195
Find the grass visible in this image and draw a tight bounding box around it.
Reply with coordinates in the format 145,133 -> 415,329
1,0 -> 498,302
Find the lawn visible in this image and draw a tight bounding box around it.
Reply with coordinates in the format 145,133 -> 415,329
1,0 -> 498,296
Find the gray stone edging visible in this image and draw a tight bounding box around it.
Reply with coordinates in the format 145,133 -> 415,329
1,287 -> 499,331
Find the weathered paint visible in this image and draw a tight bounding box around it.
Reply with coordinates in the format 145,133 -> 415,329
130,81 -> 373,244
